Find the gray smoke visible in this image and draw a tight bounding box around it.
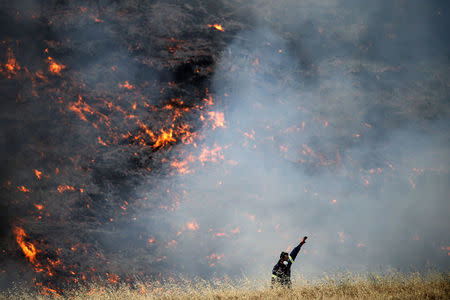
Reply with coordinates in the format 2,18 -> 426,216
154,0 -> 449,279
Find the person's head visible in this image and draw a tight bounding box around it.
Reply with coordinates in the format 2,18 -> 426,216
279,252 -> 289,265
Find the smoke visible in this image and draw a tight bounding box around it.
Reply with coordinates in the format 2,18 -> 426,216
157,0 -> 450,279
0,0 -> 448,290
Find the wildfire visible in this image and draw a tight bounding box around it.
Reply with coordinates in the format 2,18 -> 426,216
47,56 -> 65,75
34,203 -> 44,210
107,273 -> 119,283
118,80 -> 134,90
198,145 -> 224,165
3,49 -> 20,76
98,136 -> 107,146
57,184 -> 76,193
207,24 -> 224,31
13,226 -> 37,263
17,185 -> 31,192
207,111 -> 225,129
170,157 -> 194,175
34,169 -> 43,179
68,95 -> 96,123
186,221 -> 199,231
230,227 -> 240,234
153,129 -> 176,149
206,253 -> 224,266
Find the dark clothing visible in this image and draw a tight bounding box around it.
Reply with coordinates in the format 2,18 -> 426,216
271,241 -> 305,287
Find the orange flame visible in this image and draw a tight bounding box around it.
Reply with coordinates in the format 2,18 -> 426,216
34,203 -> 44,210
13,227 -> 37,263
207,111 -> 225,130
186,221 -> 199,231
208,24 -> 224,32
107,273 -> 119,283
57,184 -> 76,193
153,129 -> 176,149
17,185 -> 31,192
47,57 -> 65,75
3,50 -> 20,76
98,136 -> 107,146
118,80 -> 134,90
199,145 -> 224,165
34,169 -> 43,179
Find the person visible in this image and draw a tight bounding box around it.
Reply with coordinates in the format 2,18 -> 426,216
271,236 -> 307,288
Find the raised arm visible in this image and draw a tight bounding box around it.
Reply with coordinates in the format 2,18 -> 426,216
289,236 -> 307,262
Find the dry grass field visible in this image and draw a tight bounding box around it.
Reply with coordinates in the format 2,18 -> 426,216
3,272 -> 449,299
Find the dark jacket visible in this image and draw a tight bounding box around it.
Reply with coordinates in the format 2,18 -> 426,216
272,241 -> 305,284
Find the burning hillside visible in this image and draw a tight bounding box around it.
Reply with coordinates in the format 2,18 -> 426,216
0,0 -> 449,296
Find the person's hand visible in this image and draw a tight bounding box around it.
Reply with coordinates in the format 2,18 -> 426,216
301,236 -> 307,243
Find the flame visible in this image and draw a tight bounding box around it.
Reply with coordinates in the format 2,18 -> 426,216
47,57 -> 65,75
230,227 -> 240,234
17,185 -> 30,192
186,221 -> 199,231
13,227 -> 37,263
3,49 -> 20,76
171,155 -> 195,175
68,95 -> 95,123
199,145 -> 224,165
107,273 -> 119,283
338,232 -> 347,243
207,111 -> 225,130
208,24 -> 224,32
153,129 -> 176,149
98,136 -> 107,146
118,80 -> 134,90
34,169 -> 43,179
57,184 -> 76,193
34,203 -> 44,210
206,253 -> 224,266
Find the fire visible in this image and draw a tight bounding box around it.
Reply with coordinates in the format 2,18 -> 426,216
34,169 -> 43,179
206,253 -> 224,266
207,24 -> 224,31
3,49 -> 20,76
198,145 -> 224,165
98,136 -> 107,146
17,185 -> 31,192
68,95 -> 96,123
107,273 -> 119,283
153,129 -> 176,149
171,155 -> 195,175
186,221 -> 199,231
47,57 -> 65,75
207,111 -> 225,129
118,80 -> 134,90
57,184 -> 76,193
13,226 -> 38,263
34,203 -> 44,210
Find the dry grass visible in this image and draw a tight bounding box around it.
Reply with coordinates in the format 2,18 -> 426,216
3,272 -> 449,299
